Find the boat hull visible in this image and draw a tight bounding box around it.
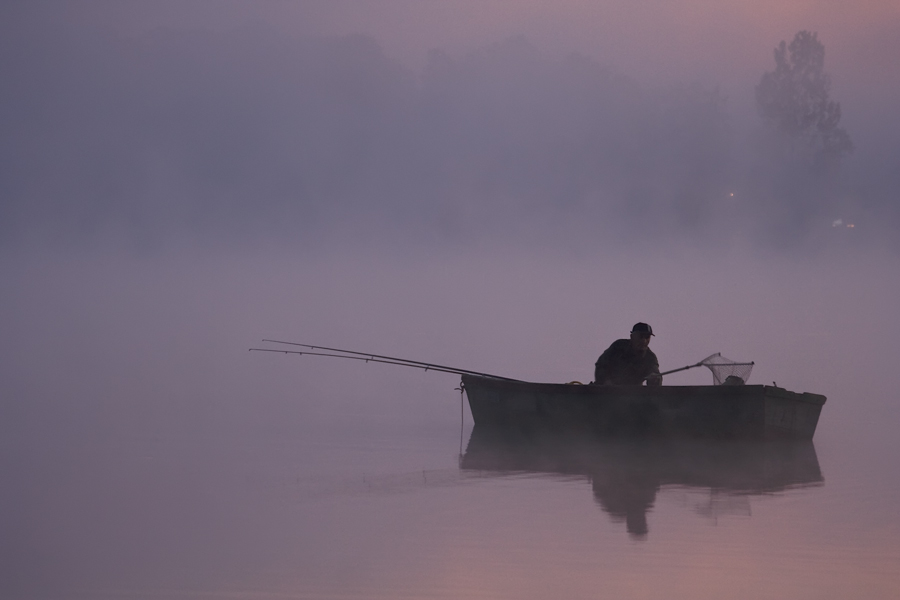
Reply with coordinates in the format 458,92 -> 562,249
461,375 -> 826,440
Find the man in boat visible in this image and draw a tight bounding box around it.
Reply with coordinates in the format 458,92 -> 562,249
593,323 -> 662,386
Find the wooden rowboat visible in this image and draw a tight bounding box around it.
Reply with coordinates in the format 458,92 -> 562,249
461,374 -> 826,440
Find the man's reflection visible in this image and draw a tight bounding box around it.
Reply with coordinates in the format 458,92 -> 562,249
590,466 -> 658,538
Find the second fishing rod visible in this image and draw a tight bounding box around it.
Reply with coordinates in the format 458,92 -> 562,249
252,339 -> 523,382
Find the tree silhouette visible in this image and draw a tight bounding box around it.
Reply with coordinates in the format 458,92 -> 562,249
755,31 -> 852,163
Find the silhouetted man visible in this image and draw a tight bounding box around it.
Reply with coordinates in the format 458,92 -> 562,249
594,323 -> 662,386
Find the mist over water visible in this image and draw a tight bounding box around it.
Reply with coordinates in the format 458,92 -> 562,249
2,3 -> 899,251
4,246 -> 900,598
3,2 -> 900,598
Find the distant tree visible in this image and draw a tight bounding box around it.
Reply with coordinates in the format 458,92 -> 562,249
755,31 -> 852,163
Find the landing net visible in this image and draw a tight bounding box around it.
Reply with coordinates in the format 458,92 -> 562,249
701,353 -> 754,385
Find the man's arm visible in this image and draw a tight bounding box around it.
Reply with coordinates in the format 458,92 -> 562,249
645,351 -> 662,386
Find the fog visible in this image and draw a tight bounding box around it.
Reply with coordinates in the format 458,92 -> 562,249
2,1 -> 899,251
4,241 -> 898,427
3,3 -> 900,598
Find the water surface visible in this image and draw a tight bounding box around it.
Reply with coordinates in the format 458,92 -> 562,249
3,248 -> 900,599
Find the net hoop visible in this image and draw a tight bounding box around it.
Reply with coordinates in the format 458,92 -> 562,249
700,353 -> 754,385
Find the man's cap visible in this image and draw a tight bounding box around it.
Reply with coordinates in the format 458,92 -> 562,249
631,322 -> 654,336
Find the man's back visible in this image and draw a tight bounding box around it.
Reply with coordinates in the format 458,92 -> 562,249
594,338 -> 659,385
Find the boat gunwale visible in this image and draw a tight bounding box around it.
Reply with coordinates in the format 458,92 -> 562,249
461,374 -> 827,406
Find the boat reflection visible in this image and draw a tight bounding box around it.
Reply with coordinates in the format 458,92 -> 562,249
460,425 -> 824,539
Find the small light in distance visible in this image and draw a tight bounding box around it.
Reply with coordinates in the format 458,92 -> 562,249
847,223 -> 855,228
832,219 -> 843,227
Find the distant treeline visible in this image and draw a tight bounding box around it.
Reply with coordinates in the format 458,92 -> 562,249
0,24 -> 892,250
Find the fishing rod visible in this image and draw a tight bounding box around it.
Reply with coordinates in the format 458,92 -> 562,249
249,348 -> 471,376
252,340 -> 523,382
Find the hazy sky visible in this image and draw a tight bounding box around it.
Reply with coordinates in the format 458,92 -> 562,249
16,0 -> 899,104
2,1 -> 898,251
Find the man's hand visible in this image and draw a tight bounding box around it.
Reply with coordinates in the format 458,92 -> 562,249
646,374 -> 662,387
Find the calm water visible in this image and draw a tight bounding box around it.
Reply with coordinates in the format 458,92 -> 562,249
3,248 -> 900,599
